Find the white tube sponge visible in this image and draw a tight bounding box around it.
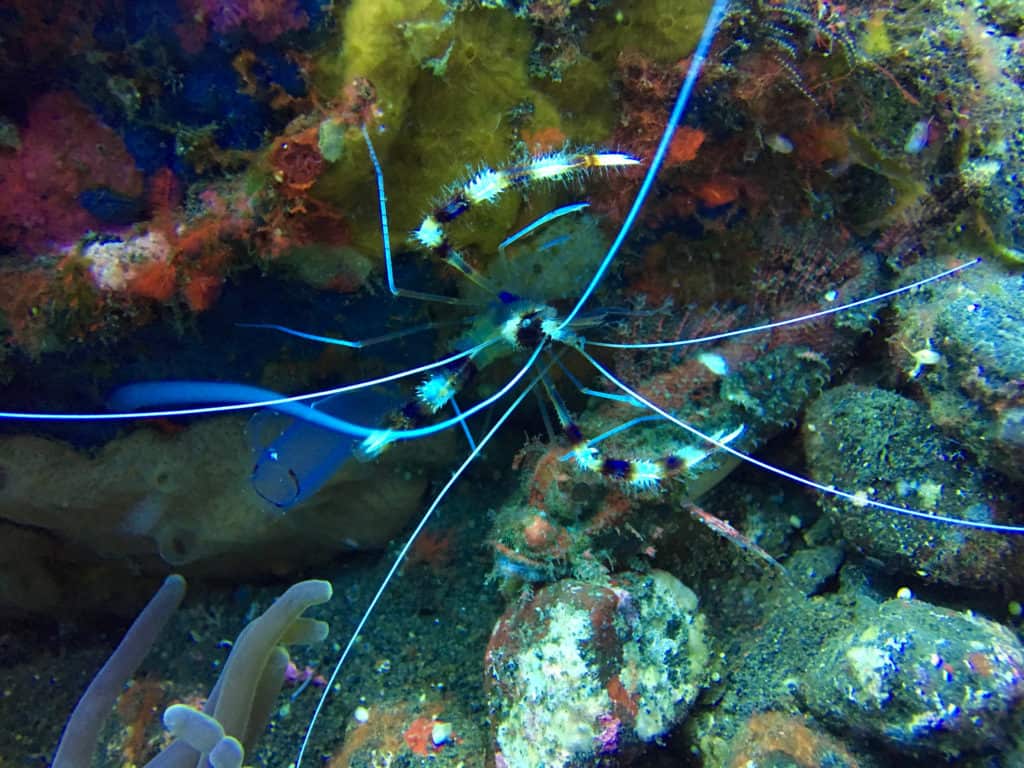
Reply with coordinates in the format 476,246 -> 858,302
162,704 -> 223,754
161,705 -> 243,768
280,617 -> 330,645
241,645 -> 289,754
211,580 -> 332,741
53,575 -> 186,768
54,576 -> 333,768
208,736 -> 244,768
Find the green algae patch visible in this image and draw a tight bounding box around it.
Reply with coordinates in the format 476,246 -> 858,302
314,0 -> 448,110
312,5 -> 622,259
385,10 -> 552,255
273,243 -> 375,291
310,0 -> 450,251
589,0 -> 714,66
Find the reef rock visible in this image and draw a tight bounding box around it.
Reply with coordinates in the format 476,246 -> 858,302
891,260 -> 1024,482
724,711 -> 862,768
803,384 -> 1024,588
800,597 -> 1024,757
484,570 -> 708,767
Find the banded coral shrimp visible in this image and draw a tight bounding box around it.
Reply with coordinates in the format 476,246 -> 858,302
4,0 -> 1024,766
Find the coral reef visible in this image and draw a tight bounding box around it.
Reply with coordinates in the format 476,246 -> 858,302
1,0 -> 1024,766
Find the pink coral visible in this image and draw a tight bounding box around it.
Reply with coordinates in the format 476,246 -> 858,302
0,92 -> 143,252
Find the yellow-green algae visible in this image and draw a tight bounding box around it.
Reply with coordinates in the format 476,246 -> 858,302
308,0 -> 710,262
589,0 -> 713,66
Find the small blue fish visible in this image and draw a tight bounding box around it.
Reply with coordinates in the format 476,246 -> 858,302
247,387 -> 400,509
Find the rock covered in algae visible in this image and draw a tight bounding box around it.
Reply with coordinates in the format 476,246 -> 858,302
955,27 -> 1024,264
890,259 -> 1024,482
312,3 -> 619,255
802,383 -> 1024,588
799,597 -> 1024,757
484,570 -> 707,767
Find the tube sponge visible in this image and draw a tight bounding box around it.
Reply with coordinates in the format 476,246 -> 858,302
52,577 -> 333,768
209,737 -> 244,768
164,704 -> 224,753
53,575 -> 186,768
212,580 -> 332,740
154,579 -> 333,766
163,705 -> 244,768
242,646 -> 290,754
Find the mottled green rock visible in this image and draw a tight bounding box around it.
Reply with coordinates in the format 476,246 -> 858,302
800,597 -> 1024,756
803,384 -> 1023,587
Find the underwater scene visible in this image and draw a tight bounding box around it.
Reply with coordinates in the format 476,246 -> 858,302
1,0 -> 1023,766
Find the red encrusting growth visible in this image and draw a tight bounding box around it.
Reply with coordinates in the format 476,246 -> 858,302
402,716 -> 456,757
127,260 -> 178,303
269,126 -> 325,194
115,678 -> 167,765
402,717 -> 436,756
727,711 -> 861,768
177,0 -> 310,45
183,273 -> 224,312
667,126 -> 706,165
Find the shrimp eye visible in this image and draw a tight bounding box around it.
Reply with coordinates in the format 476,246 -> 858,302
516,311 -> 544,349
